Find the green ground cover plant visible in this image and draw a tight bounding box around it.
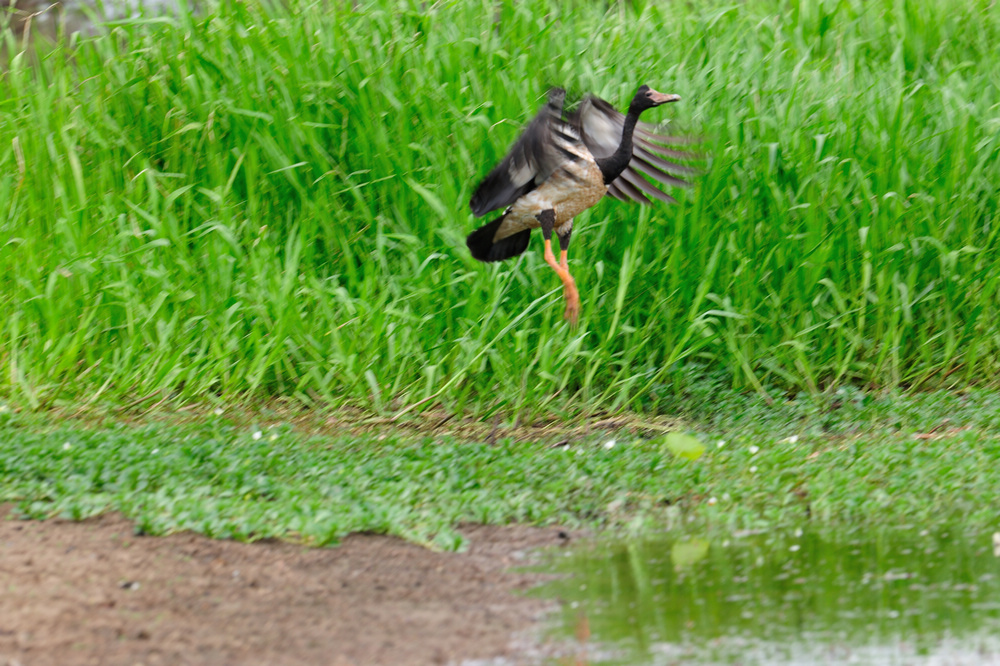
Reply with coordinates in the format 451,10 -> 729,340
1,0 -> 998,417
2,388 -> 998,549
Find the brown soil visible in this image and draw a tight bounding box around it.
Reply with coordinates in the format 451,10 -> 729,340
0,506 -> 574,666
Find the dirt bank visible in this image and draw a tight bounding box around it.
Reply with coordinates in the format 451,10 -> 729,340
0,507 -> 573,665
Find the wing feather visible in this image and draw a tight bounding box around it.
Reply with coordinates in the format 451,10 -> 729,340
631,153 -> 690,189
570,94 -> 699,206
619,169 -> 677,204
470,89 -> 576,217
612,174 -> 653,205
605,181 -> 629,202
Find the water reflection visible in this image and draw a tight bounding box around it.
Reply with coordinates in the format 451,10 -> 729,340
542,528 -> 1000,665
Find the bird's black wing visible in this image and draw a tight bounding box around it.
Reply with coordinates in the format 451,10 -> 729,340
469,89 -> 574,217
571,95 -> 698,205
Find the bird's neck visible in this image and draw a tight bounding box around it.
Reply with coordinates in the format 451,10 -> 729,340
596,107 -> 640,184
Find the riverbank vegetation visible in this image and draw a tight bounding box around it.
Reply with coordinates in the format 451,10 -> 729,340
2,388 -> 999,548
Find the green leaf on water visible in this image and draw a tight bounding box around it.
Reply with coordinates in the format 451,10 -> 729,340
664,433 -> 706,461
671,538 -> 710,569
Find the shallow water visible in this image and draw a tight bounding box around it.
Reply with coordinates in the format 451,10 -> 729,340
541,528 -> 1000,665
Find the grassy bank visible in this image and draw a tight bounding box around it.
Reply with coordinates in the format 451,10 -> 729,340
2,389 -> 999,548
1,0 -> 998,416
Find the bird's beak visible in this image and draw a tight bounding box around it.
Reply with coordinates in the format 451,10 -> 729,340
649,90 -> 681,105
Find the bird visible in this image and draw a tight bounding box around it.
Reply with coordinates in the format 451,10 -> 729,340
466,84 -> 694,325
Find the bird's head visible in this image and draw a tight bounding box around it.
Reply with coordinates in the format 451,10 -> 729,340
630,84 -> 681,113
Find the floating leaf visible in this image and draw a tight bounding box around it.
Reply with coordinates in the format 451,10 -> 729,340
664,433 -> 706,461
671,538 -> 710,569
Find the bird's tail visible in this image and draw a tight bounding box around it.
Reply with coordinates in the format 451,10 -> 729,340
466,216 -> 531,263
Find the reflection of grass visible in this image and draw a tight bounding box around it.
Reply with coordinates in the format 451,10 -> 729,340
546,527 -> 1000,664
1,0 -> 999,416
3,388 -> 999,549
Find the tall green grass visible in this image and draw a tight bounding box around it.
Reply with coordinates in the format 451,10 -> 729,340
1,0 -> 999,416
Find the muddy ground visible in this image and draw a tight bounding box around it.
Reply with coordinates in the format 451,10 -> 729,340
0,506 -> 576,665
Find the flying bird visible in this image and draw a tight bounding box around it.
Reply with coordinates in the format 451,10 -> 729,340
467,84 -> 693,325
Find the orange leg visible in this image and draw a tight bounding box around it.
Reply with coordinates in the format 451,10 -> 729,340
542,240 -> 580,324
538,210 -> 580,325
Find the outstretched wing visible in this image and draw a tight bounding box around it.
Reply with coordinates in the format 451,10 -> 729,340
571,95 -> 697,205
470,89 -> 577,217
